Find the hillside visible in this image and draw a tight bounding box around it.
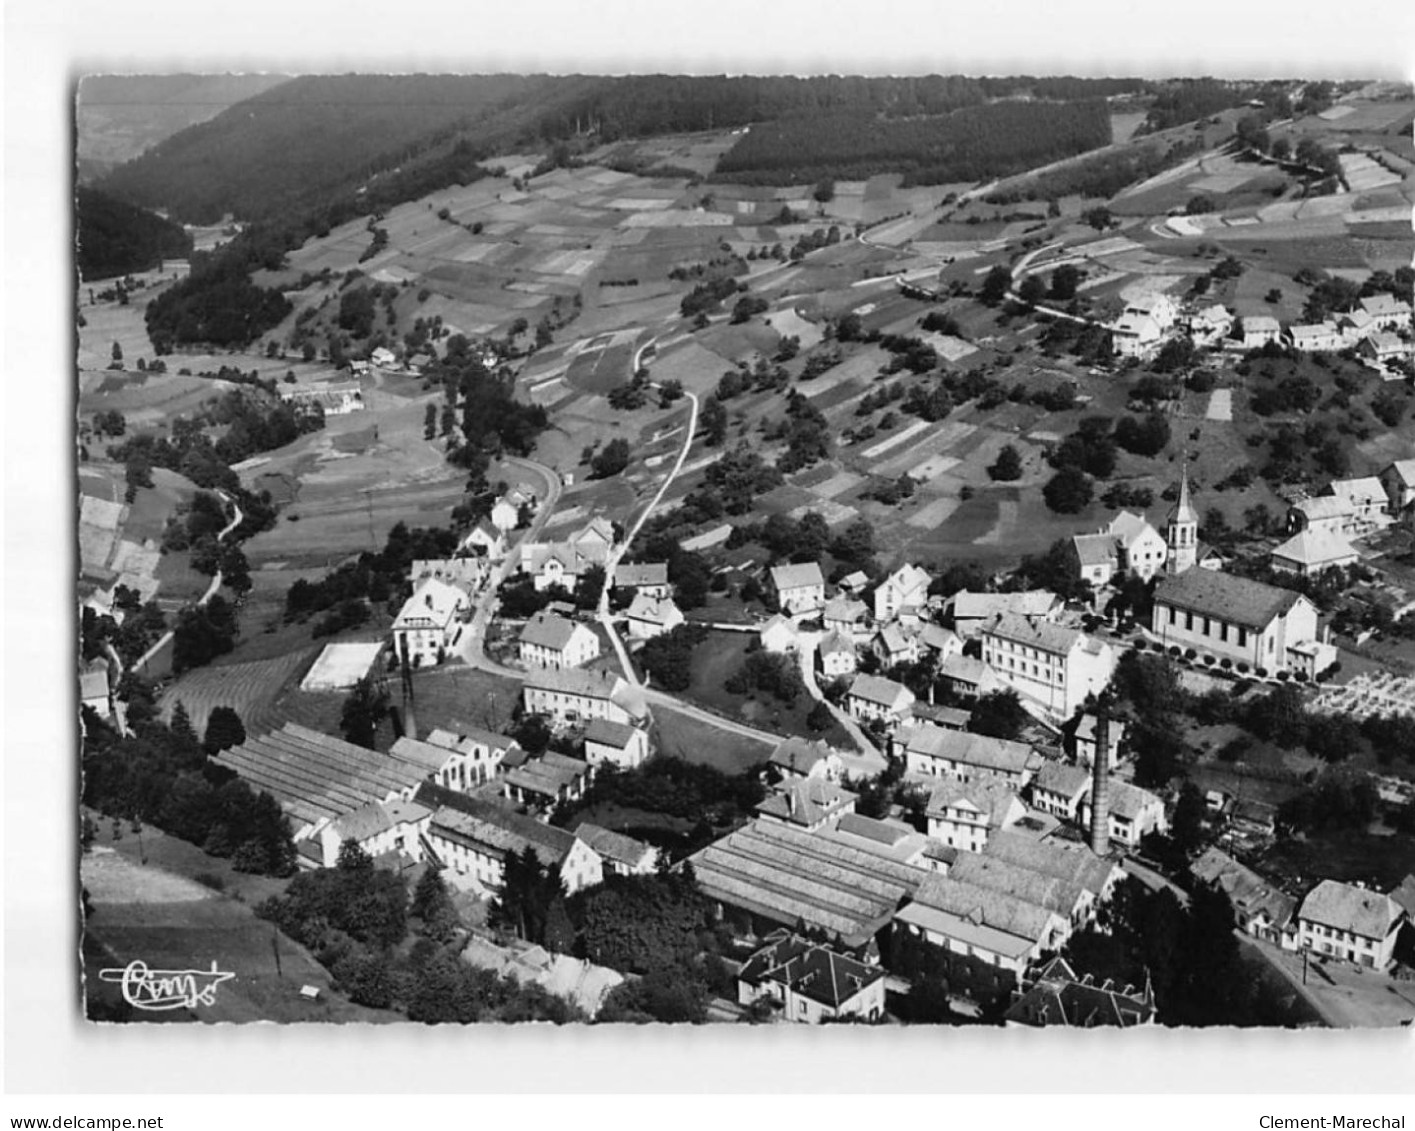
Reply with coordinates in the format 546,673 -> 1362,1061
75,73 -> 294,180
76,187 -> 194,281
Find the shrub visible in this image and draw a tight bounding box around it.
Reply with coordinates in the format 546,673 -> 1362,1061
1236,662 -> 1249,674
1255,667 -> 1268,678
1183,648 -> 1197,661
1220,658 -> 1233,670
1168,646 -> 1181,658
193,872 -> 226,892
1294,670 -> 1309,683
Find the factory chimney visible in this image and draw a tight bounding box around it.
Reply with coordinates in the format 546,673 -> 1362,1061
1089,711 -> 1112,857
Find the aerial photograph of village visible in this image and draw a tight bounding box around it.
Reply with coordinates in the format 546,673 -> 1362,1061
74,69 -> 1415,1030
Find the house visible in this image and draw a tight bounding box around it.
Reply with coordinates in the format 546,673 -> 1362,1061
622,592 -> 685,640
918,624 -> 963,663
370,346 -> 397,368
979,614 -> 1117,718
894,870 -> 1070,976
1072,713 -> 1128,768
1270,528 -> 1359,577
490,487 -> 535,533
758,613 -> 799,654
1110,312 -> 1162,358
924,779 -> 1028,853
520,543 -> 594,593
574,823 -> 658,877
817,628 -> 859,678
392,578 -> 469,667
897,724 -> 1039,788
1030,762 -> 1092,822
1379,459 -> 1415,521
844,674 -> 915,730
936,654 -> 1002,699
1125,293 -> 1178,330
911,703 -> 972,732
1191,847 -> 1298,950
410,557 -> 487,595
736,931 -> 886,1024
1150,569 -> 1333,677
316,796 -> 432,869
755,778 -> 858,832
500,751 -> 594,811
769,562 -> 825,617
571,516 -> 616,556
79,661 -> 112,720
612,561 -> 670,599
422,723 -> 519,790
518,611 -> 601,670
1004,956 -> 1156,1028
1295,880 -> 1406,971
421,789 -> 603,896
1287,321 -> 1342,352
950,589 -> 1062,639
1078,779 -> 1167,848
822,595 -> 870,639
768,737 -> 844,783
582,718 -> 651,770
872,622 -> 919,669
1338,308 -> 1377,342
1241,314 -> 1282,350
1361,332 -> 1411,365
522,667 -> 647,728
1070,511 -> 1169,586
1186,305 -> 1233,347
459,519 -> 505,560
1287,494 -> 1356,537
1359,293 -> 1413,332
837,570 -> 870,597
1327,477 -> 1395,534
949,849 -> 1096,926
873,563 -> 932,623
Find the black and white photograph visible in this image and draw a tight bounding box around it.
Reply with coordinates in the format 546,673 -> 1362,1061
7,0 -> 1415,1115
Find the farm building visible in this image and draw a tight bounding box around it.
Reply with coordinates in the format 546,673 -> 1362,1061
769,562 -> 826,617
950,590 -> 1062,639
612,561 -> 671,598
1358,293 -> 1413,332
1110,312 -> 1163,358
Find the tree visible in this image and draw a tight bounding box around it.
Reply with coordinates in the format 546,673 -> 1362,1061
807,700 -> 834,733
340,675 -> 389,750
1043,466 -> 1093,514
1016,275 -> 1046,306
700,395 -> 728,448
492,846 -> 564,943
812,177 -> 836,203
203,705 -> 246,756
1081,206 -> 1113,231
111,341 -> 123,363
968,691 -> 1029,742
591,438 -> 632,479
410,867 -> 460,943
979,265 -> 1012,307
1049,263 -> 1083,301
988,444 -> 1023,482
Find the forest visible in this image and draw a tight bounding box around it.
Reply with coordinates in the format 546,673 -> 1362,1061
144,251 -> 293,350
714,100 -> 1112,185
76,187 -> 193,281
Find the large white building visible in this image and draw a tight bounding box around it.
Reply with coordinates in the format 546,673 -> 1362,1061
897,724 -> 1041,789
1295,880 -> 1406,971
518,611 -> 601,670
1070,510 -> 1169,586
979,614 -> 1117,718
392,577 -> 470,667
521,667 -> 648,728
873,563 -> 932,623
769,562 -> 826,617
924,779 -> 1027,853
1150,569 -> 1333,677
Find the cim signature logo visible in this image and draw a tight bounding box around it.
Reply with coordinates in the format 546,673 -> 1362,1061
98,960 -> 235,1012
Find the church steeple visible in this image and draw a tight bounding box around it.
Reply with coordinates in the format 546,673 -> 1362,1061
1166,466 -> 1198,574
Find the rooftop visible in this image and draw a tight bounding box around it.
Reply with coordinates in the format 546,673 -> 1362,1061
983,829 -> 1118,897
768,736 -> 841,775
926,778 -> 1024,828
847,673 -> 914,709
613,562 -> 669,589
1004,956 -> 1155,1028
1033,761 -> 1092,799
738,930 -> 884,1008
392,577 -> 466,630
519,611 -> 587,652
901,724 -> 1039,777
770,562 -> 825,591
1152,569 -> 1305,631
573,823 -> 655,869
952,589 -> 1060,622
982,612 -> 1091,656
1298,880 -> 1405,941
756,779 -> 858,827
582,717 -> 639,749
1272,528 -> 1358,569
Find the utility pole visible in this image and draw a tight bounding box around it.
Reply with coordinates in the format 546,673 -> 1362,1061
272,929 -> 283,979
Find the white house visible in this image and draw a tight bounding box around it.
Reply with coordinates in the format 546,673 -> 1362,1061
522,667 -> 647,728
822,595 -> 870,640
1151,569 -> 1332,676
1326,477 -> 1396,535
925,779 -> 1028,853
918,624 -> 963,664
1295,880 -> 1406,971
844,674 -> 915,730
979,614 -> 1117,718
317,796 -> 432,869
1072,714 -> 1128,768
425,797 -> 603,896
1240,315 -> 1282,350
1192,847 -> 1299,951
1126,293 -> 1178,330
951,590 -> 1062,639
459,519 -> 505,560
1270,528 -> 1359,577
622,592 -> 685,640
1287,321 -> 1343,352
874,563 -> 932,623
422,724 -> 519,790
872,622 -> 920,669
490,487 -> 535,533
897,724 -> 1041,789
392,577 -> 470,667
768,737 -> 844,783
410,557 -> 487,595
1187,304 -> 1233,346
1110,312 -> 1163,358
936,654 -> 1003,700
736,931 -> 886,1024
574,823 -> 658,877
769,562 -> 826,617
1078,779 -> 1167,848
817,628 -> 859,678
1029,761 -> 1092,822
758,613 -> 799,654
582,718 -> 652,770
613,562 -> 671,599
1070,511 -> 1169,586
1359,293 -> 1413,333
1361,332 -> 1411,366
518,611 -> 601,670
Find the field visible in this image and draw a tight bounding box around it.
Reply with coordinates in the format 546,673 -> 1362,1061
652,703 -> 774,775
160,646 -> 320,736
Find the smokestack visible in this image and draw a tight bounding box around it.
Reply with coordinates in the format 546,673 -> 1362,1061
1089,712 -> 1111,856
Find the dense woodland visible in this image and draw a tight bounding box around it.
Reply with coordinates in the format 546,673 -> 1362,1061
76,187 -> 193,281
715,100 -> 1112,185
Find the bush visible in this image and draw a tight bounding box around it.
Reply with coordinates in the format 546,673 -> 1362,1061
1183,648 -> 1197,661
1220,658 -> 1233,670
1255,667 -> 1268,679
193,872 -> 226,892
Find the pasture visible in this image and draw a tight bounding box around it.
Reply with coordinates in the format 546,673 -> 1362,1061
160,646 -> 319,737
